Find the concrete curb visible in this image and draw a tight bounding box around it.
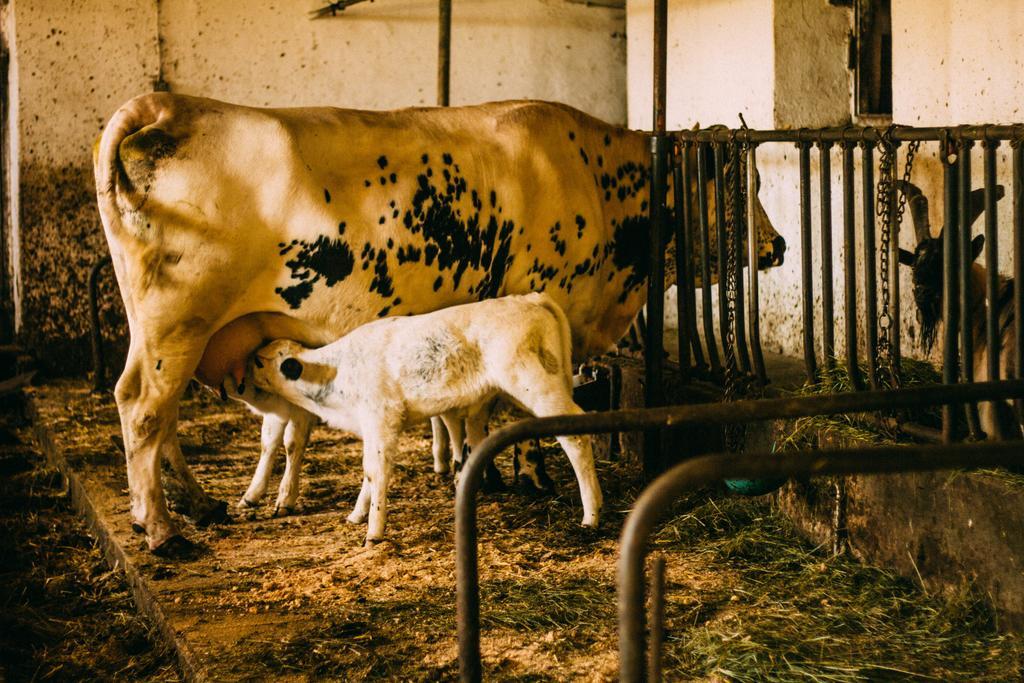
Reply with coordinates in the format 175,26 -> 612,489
26,395 -> 208,683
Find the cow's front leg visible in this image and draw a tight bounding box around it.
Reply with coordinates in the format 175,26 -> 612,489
274,412 -> 314,516
239,412 -> 287,509
116,344 -> 211,554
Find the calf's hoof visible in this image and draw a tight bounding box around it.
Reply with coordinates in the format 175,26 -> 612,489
131,521 -> 146,534
237,497 -> 259,510
346,511 -> 367,525
580,515 -> 600,529
195,499 -> 230,527
272,504 -> 294,518
150,533 -> 199,559
364,535 -> 384,547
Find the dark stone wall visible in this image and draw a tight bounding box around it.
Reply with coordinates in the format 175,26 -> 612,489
18,163 -> 127,377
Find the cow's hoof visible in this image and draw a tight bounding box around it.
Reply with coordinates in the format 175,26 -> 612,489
580,517 -> 600,530
237,498 -> 259,510
272,505 -> 294,518
150,534 -> 199,559
195,499 -> 230,527
131,522 -> 146,534
364,536 -> 383,547
481,477 -> 508,494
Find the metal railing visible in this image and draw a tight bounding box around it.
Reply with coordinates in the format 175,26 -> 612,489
617,439 -> 1024,683
453,379 -> 1024,682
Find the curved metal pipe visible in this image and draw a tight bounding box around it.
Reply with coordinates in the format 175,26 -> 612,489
89,255 -> 113,393
618,440 -> 1024,682
455,379 -> 1024,681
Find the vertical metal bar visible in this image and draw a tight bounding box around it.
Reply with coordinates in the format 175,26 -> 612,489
732,142 -> 751,373
820,141 -> 836,374
799,142 -> 817,382
1014,141 -> 1024,424
646,135 -> 667,477
747,145 -> 768,386
842,143 -> 862,390
959,141 -> 983,438
697,145 -> 722,375
679,143 -> 707,374
889,144 -> 903,381
643,0 -> 667,480
942,152 -> 960,443
647,555 -> 666,683
714,144 -> 730,361
437,0 -> 452,107
862,142 -> 879,389
983,142 -> 1001,387
672,150 -> 691,379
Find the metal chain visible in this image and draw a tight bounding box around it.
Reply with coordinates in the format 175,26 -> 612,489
723,130 -> 755,452
875,127 -> 919,384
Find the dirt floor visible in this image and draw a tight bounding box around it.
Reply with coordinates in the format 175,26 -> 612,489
21,380 -> 1024,681
0,399 -> 180,682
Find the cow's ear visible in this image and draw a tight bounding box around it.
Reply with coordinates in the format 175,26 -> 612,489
971,234 -> 985,261
898,248 -> 916,266
280,358 -> 304,381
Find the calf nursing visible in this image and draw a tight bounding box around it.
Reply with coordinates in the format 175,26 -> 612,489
248,293 -> 602,542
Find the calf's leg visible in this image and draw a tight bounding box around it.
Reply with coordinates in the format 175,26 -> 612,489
430,416 -> 450,474
239,413 -> 287,509
363,427 -> 399,543
274,412 -> 314,515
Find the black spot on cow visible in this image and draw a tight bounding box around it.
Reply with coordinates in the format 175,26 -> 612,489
379,216 -> 386,225
389,200 -> 396,208
579,148 -> 589,165
396,244 -> 422,264
377,155 -> 389,169
390,173 -> 397,184
575,215 -> 586,239
370,249 -> 394,298
489,190 -> 497,208
548,222 -> 567,257
338,222 -> 346,235
378,306 -> 391,317
403,211 -> 414,229
393,297 -> 402,306
364,179 -> 372,187
421,153 -> 429,164
442,153 -> 453,165
610,214 -> 672,302
433,275 -> 443,291
568,131 -> 576,141
392,209 -> 400,219
380,177 -> 387,185
604,133 -> 611,146
276,234 -> 357,308
597,155 -> 604,168
324,188 -> 331,203
387,238 -> 394,249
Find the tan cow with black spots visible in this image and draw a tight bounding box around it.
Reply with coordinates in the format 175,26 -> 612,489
94,93 -> 785,553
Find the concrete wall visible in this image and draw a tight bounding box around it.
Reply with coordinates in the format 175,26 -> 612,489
4,0 -> 626,375
627,0 -> 1024,369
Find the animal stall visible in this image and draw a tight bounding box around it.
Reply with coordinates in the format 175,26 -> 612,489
10,1 -> 1024,682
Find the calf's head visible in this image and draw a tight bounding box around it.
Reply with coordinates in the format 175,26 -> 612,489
250,339 -> 320,396
896,180 -> 1002,351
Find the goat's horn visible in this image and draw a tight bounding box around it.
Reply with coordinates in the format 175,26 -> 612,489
895,180 -> 931,243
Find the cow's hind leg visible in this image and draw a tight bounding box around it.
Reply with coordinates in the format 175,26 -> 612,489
116,343 -> 215,553
239,413 -> 287,509
274,412 -> 314,516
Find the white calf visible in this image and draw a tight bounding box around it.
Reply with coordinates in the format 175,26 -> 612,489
249,293 -> 602,542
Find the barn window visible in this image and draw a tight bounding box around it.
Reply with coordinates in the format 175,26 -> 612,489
851,0 -> 893,119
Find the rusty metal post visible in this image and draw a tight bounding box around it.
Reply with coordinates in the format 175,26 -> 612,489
819,141 -> 835,373
746,144 -> 767,386
942,150 -> 960,442
89,255 -> 113,393
438,0 -> 452,106
842,142 -> 862,389
798,142 -> 817,382
861,141 -> 879,389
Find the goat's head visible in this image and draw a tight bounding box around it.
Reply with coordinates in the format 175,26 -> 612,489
896,180 -> 1001,351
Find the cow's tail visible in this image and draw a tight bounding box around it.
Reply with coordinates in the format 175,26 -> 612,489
531,293 -> 575,389
93,94 -> 167,236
